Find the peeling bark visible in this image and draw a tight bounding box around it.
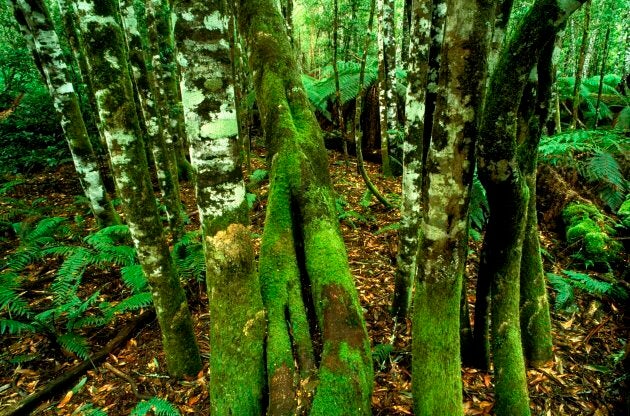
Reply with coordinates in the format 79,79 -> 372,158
72,0 -> 201,378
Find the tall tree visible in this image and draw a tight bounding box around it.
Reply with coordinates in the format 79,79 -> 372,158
71,0 -> 201,378
477,0 -> 586,413
8,0 -> 119,228
377,0 -> 397,177
570,0 -> 591,129
173,2 -> 263,411
411,0 -> 495,413
238,0 -> 373,413
392,0 -> 433,319
119,0 -> 185,240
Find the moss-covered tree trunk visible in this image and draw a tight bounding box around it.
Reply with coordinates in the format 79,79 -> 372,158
377,0 -> 397,177
119,0 -> 184,240
173,2 -> 261,412
411,1 -> 494,413
9,0 -> 119,228
392,0 -> 432,320
518,39 -> 554,368
477,1 -> 586,413
238,1 -> 373,414
146,0 -> 191,179
72,0 -> 201,378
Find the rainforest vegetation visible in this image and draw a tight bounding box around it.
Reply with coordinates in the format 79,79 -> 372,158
0,0 -> 628,415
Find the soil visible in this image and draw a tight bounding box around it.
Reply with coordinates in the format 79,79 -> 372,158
0,148 -> 627,415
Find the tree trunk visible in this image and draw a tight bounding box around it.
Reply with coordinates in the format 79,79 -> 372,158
238,1 -> 373,414
594,23 -> 611,128
146,0 -> 192,180
392,0 -> 433,320
332,0 -> 349,166
174,0 -> 248,239
477,1 -> 586,413
571,0 -> 591,129
377,0 -> 397,177
72,0 -> 201,378
412,1 -> 494,413
9,0 -> 119,228
119,0 -> 185,240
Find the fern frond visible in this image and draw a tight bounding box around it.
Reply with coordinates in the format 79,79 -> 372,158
562,270 -> 627,300
112,292 -> 153,314
121,264 -> 148,293
23,216 -> 68,245
0,272 -> 31,317
130,397 -> 181,416
586,151 -> 627,191
57,332 -> 89,359
546,273 -> 576,311
0,179 -> 25,195
469,175 -> 489,232
0,319 -> 35,334
66,291 -> 101,329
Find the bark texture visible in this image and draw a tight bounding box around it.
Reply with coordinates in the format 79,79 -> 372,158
72,0 -> 201,378
238,1 -> 373,414
377,0 -> 397,177
10,0 -> 119,228
119,0 -> 184,240
392,0 -> 432,319
174,0 -> 248,239
412,1 -> 494,414
477,1 -> 586,413
205,225 -> 266,414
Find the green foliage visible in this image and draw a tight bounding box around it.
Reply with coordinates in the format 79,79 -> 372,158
74,403 -> 108,416
335,195 -> 370,229
372,343 -> 394,370
172,230 -> 205,283
562,202 -> 622,268
0,219 -> 153,360
249,168 -> 268,183
539,129 -> 629,211
130,397 -> 181,416
556,74 -> 628,125
468,175 -> 489,241
547,270 -> 628,311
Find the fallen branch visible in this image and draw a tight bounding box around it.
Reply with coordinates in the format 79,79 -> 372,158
1,310 -> 155,416
103,362 -> 152,400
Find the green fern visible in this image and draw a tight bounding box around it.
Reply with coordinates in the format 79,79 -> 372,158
539,130 -> 629,211
57,332 -> 89,359
130,397 -> 181,416
468,175 -> 489,240
0,319 -> 35,334
121,264 -> 148,293
547,270 -> 628,311
173,230 -> 206,282
546,272 -> 577,311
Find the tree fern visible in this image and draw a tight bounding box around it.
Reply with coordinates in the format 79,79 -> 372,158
130,397 -> 181,416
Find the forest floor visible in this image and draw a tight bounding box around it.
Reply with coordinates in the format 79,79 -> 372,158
0,146 -> 628,415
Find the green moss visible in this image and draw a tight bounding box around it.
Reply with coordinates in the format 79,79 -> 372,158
619,197 -> 630,228
563,202 -> 621,265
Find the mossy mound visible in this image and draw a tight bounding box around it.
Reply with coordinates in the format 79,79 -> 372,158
562,202 -> 622,266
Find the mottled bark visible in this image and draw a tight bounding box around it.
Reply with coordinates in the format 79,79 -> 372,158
400,0 -> 412,70
412,1 -> 494,414
392,0 -> 432,319
487,0 -> 514,77
205,225 -> 265,414
377,0 -> 397,177
174,0 -> 248,239
477,1 -> 586,413
119,0 -> 184,240
146,0 -> 191,179
72,0 -> 201,378
238,1 -> 373,414
9,0 -> 119,228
